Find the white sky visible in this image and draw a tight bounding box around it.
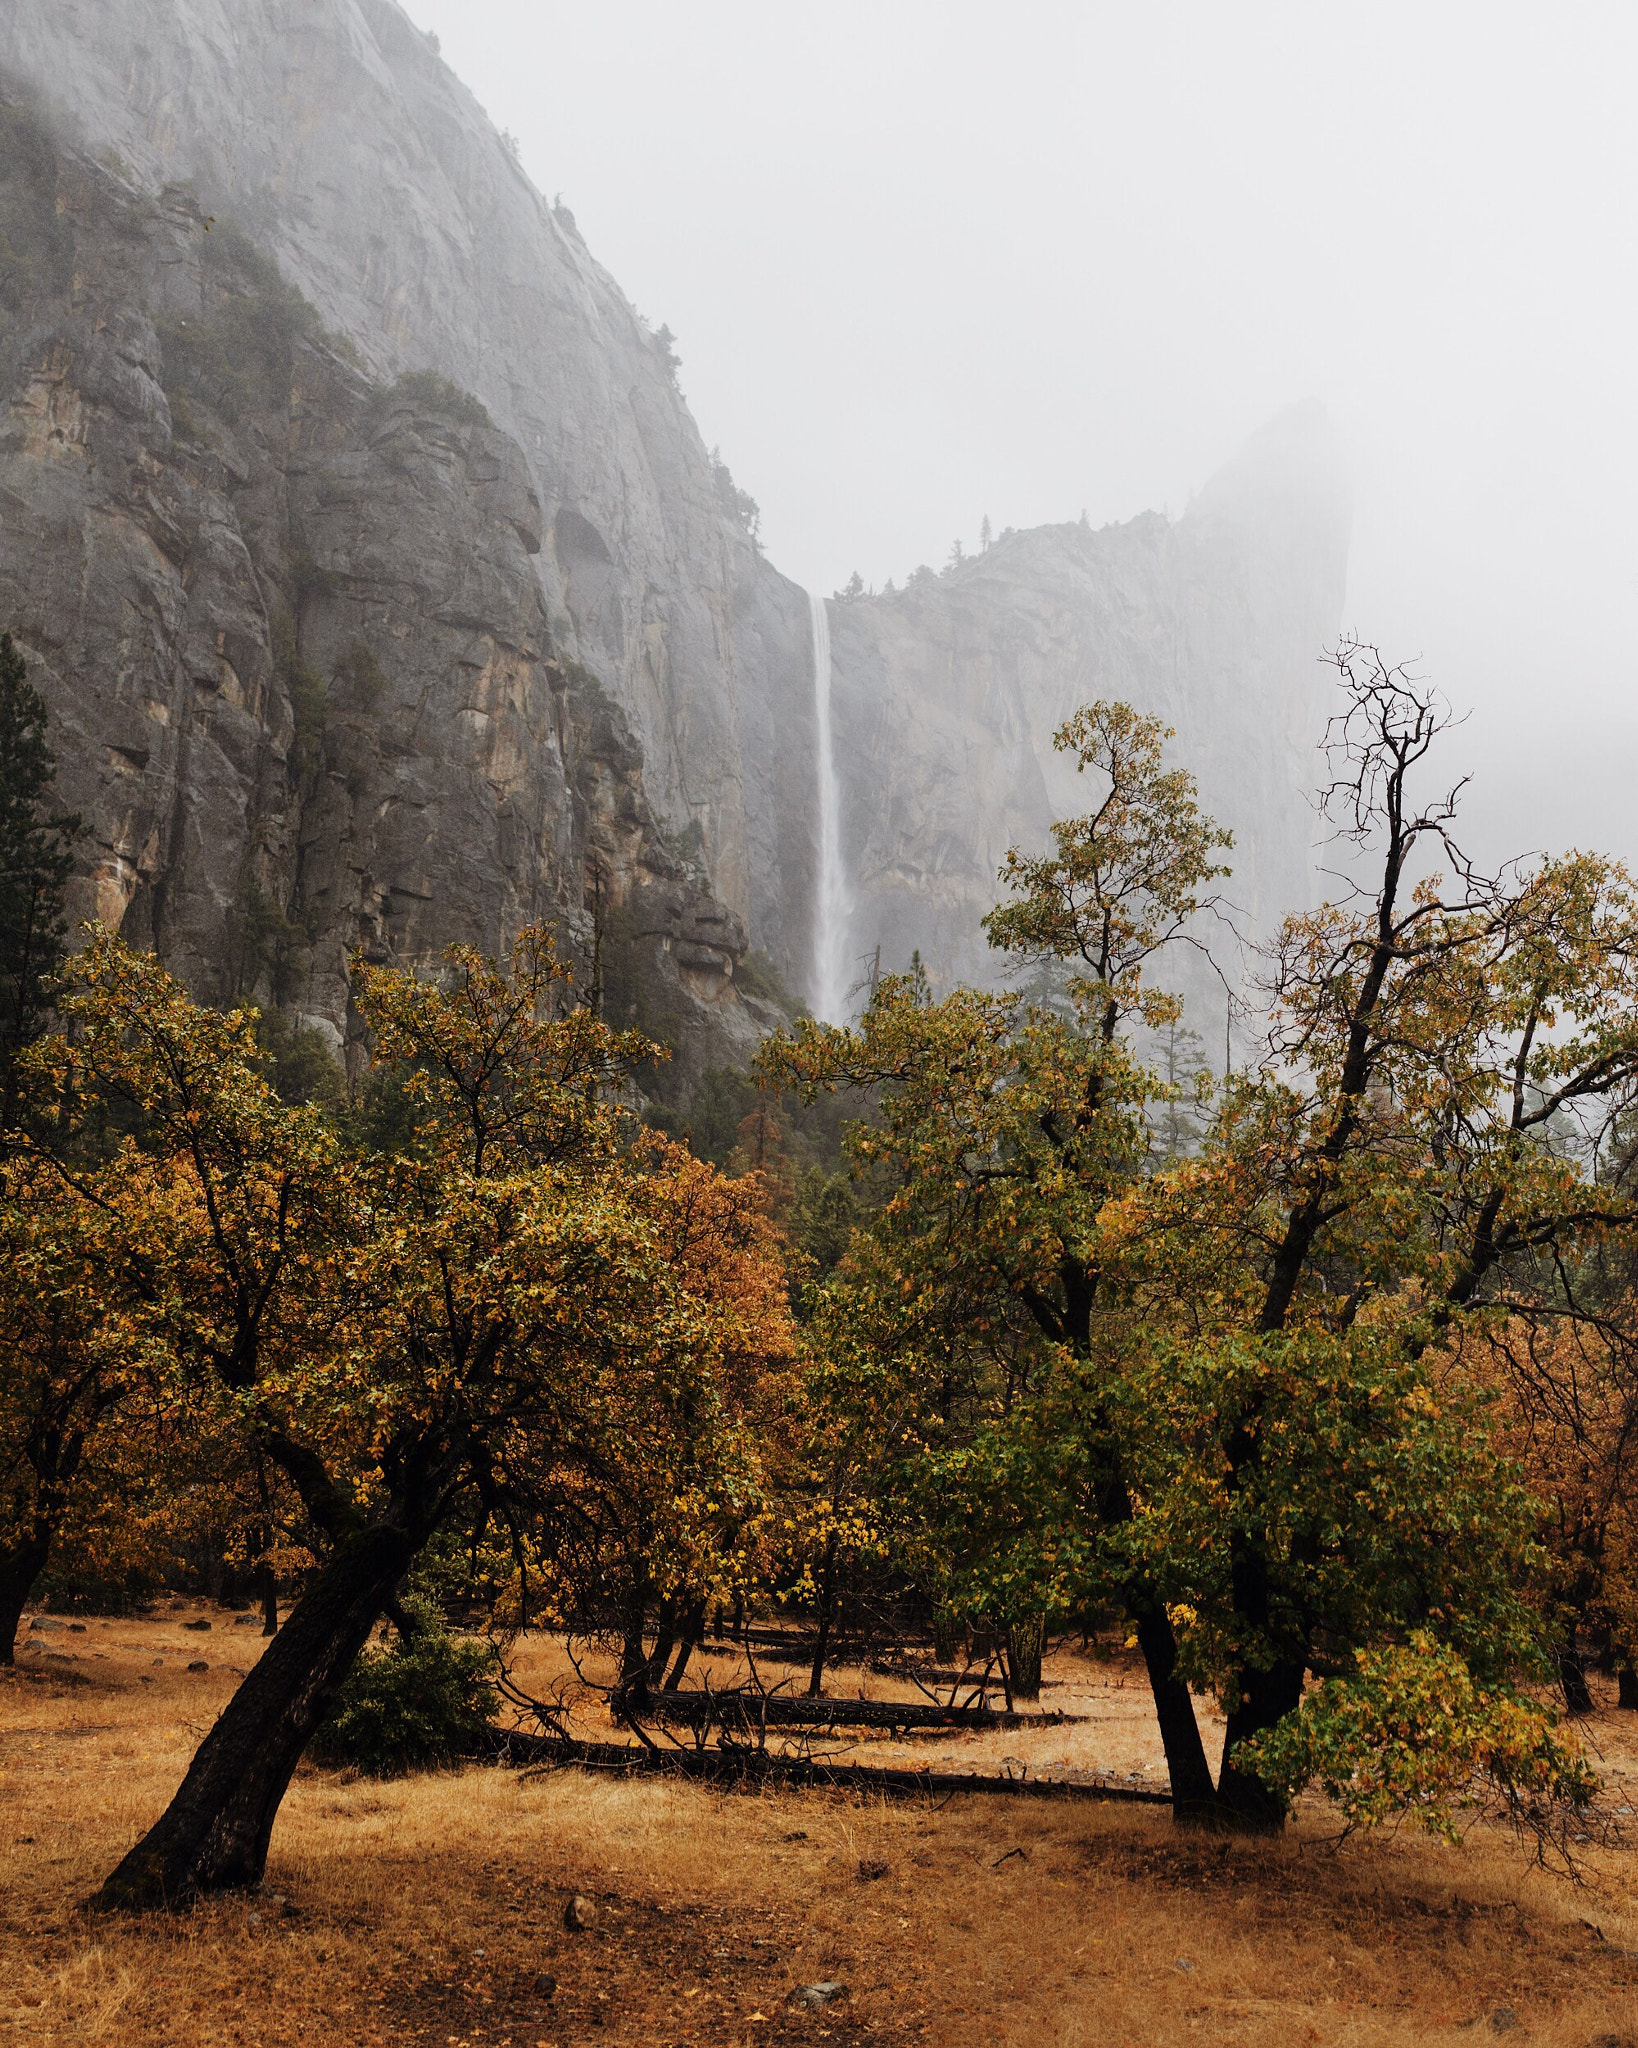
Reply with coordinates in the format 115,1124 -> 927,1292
400,0 -> 1638,859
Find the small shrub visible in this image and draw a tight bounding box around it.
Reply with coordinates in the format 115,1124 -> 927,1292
733,949 -> 797,1013
312,1602 -> 498,1776
157,223 -> 323,422
383,368 -> 491,429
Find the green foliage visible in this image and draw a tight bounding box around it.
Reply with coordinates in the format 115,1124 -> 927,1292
339,1059 -> 424,1158
650,1063 -> 851,1179
232,879 -> 309,1005
311,1601 -> 498,1776
0,99 -> 72,316
156,223 -> 323,423
0,631 -> 81,1129
253,1009 -> 345,1112
787,1166 -> 860,1289
270,612 -> 328,777
1240,1632 -> 1595,1842
982,699 -> 1232,1032
1111,1328 -> 1554,1697
381,369 -> 492,429
734,948 -> 799,1014
332,638 -> 388,714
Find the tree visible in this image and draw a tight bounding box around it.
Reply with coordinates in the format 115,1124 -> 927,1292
761,702 -> 1238,1817
0,1156 -> 168,1659
1118,645 -> 1638,1829
0,630 -> 80,1134
50,925 -> 789,1909
769,670 -> 1625,1842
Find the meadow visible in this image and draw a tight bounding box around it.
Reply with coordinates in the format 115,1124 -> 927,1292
7,1611 -> 1638,2047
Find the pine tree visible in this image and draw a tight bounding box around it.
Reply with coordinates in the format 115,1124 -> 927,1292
0,632 -> 81,1132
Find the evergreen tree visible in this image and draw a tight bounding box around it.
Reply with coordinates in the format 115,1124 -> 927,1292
0,632 -> 80,1131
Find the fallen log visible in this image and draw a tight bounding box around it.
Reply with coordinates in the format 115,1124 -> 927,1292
637,1687 -> 1081,1732
478,1728 -> 1171,1806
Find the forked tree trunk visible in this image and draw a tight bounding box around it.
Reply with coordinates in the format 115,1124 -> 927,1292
617,1579 -> 654,1704
664,1599 -> 705,1692
0,1529 -> 52,1667
647,1596 -> 678,1688
88,1520 -> 419,1910
1214,1656 -> 1307,1832
1095,1453 -> 1221,1824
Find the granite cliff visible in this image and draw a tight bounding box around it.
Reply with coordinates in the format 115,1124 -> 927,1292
0,0 -> 1350,1063
826,404 -> 1350,1009
0,104 -> 767,1079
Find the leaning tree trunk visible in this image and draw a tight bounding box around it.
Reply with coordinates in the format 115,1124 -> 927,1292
1127,1599 -> 1222,1825
0,1528 -> 52,1667
1095,1452 -> 1221,1824
89,1520 -> 420,1911
663,1598 -> 706,1692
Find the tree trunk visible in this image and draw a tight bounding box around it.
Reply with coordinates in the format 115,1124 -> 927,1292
1094,1452 -> 1220,1824
807,1532 -> 838,1699
258,1561 -> 278,1638
647,1596 -> 678,1689
1006,1615 -> 1046,1701
1618,1665 -> 1638,1712
617,1579 -> 652,1703
664,1599 -> 705,1693
254,1514 -> 278,1637
88,1519 -> 419,1911
1214,1657 -> 1307,1832
0,1529 -> 52,1667
1128,1600 -> 1221,1825
1558,1640 -> 1594,1716
932,1602 -> 961,1668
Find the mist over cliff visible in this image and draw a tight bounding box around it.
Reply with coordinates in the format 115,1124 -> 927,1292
0,0 -> 1350,1067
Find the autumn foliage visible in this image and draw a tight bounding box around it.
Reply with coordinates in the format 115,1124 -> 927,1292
8,641 -> 1638,1908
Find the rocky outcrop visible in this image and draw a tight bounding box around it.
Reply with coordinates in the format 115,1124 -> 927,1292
0,0 -> 1350,1047
0,105 -> 764,1079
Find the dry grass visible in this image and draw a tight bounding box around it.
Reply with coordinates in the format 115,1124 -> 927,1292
6,1611 -> 1638,2045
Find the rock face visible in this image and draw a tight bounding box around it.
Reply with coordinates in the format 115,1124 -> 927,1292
0,0 -> 1350,1050
0,0 -> 822,988
827,404 -> 1351,1005
0,108 -> 765,1078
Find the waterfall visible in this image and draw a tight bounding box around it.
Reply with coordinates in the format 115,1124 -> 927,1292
809,588 -> 851,1023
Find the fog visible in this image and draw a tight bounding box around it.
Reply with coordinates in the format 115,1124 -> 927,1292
401,0 -> 1638,867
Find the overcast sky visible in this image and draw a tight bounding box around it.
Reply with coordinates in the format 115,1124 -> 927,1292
400,0 -> 1638,857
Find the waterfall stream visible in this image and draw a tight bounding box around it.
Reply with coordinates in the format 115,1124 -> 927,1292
809,588 -> 851,1023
